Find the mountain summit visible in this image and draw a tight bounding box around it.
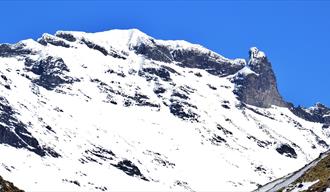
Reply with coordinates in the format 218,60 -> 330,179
0,29 -> 329,191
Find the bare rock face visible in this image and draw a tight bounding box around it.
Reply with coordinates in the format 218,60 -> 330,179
0,176 -> 23,192
132,40 -> 245,77
289,102 -> 330,124
233,47 -> 287,108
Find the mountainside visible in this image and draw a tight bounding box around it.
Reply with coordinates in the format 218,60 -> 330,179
256,150 -> 330,192
0,28 -> 329,191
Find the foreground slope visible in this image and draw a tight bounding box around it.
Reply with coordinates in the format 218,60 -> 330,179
0,176 -> 22,192
0,29 -> 329,191
256,151 -> 330,192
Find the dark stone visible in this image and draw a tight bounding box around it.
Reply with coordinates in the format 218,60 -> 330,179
276,144 -> 297,158
130,93 -> 159,108
211,135 -> 227,145
132,41 -> 244,77
4,85 -> 10,90
216,124 -> 233,135
81,38 -> 108,56
105,69 -> 126,78
244,104 -> 275,120
85,146 -> 116,162
221,104 -> 230,109
322,124 -> 329,129
55,32 -> 77,42
113,159 -> 149,181
63,179 -> 81,187
25,56 -> 75,90
1,75 -> 7,81
81,38 -> 126,59
207,84 -> 217,90
169,101 -> 198,122
141,67 -> 171,82
194,72 -> 202,77
153,87 -> 166,95
233,48 -> 287,108
171,91 -> 189,100
161,65 -> 180,75
0,96 -> 58,157
133,42 -> 173,63
289,103 -> 330,124
247,135 -> 271,148
172,49 -> 244,77
0,175 -> 23,192
0,43 -> 32,57
38,35 -> 71,48
317,139 -> 329,148
255,166 -> 267,174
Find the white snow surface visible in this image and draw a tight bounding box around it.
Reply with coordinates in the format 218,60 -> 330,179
0,29 -> 329,192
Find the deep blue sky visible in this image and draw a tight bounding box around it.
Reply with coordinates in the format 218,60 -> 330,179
1,1 -> 329,107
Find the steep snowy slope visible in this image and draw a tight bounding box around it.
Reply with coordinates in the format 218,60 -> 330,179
0,29 -> 329,191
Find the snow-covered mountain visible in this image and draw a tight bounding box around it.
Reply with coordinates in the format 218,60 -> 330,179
0,28 -> 329,191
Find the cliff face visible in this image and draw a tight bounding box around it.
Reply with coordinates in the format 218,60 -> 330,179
233,47 -> 287,108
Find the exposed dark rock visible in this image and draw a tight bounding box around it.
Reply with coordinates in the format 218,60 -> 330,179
247,135 -> 271,148
81,38 -> 109,56
82,146 -> 116,165
38,35 -> 71,48
0,96 -> 58,157
133,42 -> 173,63
172,49 -> 244,77
216,124 -> 233,135
0,175 -> 23,192
171,91 -> 189,100
244,104 -> 275,120
81,38 -> 126,59
122,93 -> 160,108
161,65 -> 180,75
322,124 -> 329,129
1,75 -> 7,81
55,32 -> 77,42
211,134 -> 227,145
132,41 -> 244,77
62,179 -> 81,187
0,44 -> 32,57
276,144 -> 297,158
113,159 -> 149,181
4,85 -> 11,90
233,48 -> 287,108
174,180 -> 193,191
153,86 -> 166,95
221,104 -> 230,109
105,69 -> 126,78
24,56 -> 76,90
207,84 -> 217,90
289,102 -> 330,124
169,101 -> 199,122
255,166 -> 267,174
194,72 -> 202,77
140,67 -> 171,82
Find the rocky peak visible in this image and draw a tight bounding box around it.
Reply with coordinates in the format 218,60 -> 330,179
249,47 -> 266,60
233,47 -> 287,108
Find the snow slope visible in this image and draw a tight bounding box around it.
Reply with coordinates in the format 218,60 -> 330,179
0,29 -> 329,191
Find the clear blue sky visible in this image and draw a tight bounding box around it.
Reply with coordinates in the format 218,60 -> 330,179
1,1 -> 329,107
